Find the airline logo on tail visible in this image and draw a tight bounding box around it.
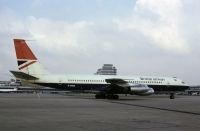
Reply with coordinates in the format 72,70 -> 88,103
14,39 -> 37,71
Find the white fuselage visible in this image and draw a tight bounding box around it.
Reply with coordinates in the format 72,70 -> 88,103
30,73 -> 187,88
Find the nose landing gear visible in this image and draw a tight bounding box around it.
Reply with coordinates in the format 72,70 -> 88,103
170,93 -> 175,99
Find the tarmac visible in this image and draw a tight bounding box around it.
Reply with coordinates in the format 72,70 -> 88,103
0,93 -> 200,131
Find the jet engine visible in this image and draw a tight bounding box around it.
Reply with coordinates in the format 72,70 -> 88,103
130,84 -> 154,96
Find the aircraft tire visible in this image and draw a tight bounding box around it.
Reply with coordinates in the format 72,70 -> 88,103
95,92 -> 106,99
106,94 -> 119,100
170,93 -> 175,99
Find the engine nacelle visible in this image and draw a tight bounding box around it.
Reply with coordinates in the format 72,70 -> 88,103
130,84 -> 154,96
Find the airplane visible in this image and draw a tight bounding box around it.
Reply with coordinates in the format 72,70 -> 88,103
0,87 -> 18,93
10,39 -> 189,99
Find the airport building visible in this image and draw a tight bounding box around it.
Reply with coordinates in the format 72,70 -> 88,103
95,64 -> 117,75
0,79 -> 21,87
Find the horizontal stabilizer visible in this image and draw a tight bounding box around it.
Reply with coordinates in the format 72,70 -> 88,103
10,70 -> 39,80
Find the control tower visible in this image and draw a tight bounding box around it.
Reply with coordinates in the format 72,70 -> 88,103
95,64 -> 117,75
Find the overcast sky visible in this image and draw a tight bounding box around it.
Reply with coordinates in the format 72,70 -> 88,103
0,0 -> 200,85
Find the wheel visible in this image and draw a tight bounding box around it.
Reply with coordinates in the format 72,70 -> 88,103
106,94 -> 119,99
95,92 -> 106,99
170,93 -> 175,99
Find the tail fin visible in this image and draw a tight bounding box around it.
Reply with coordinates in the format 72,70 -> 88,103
13,39 -> 49,76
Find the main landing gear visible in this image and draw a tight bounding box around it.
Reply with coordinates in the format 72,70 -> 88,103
95,92 -> 119,99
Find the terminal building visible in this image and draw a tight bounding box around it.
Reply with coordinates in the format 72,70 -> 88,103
95,64 -> 117,75
0,79 -> 21,86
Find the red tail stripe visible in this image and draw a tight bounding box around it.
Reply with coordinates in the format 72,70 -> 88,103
19,61 -> 36,70
14,39 -> 37,60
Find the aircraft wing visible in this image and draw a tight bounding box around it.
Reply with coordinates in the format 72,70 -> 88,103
105,78 -> 154,95
105,78 -> 130,87
10,70 -> 39,80
105,78 -> 131,94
